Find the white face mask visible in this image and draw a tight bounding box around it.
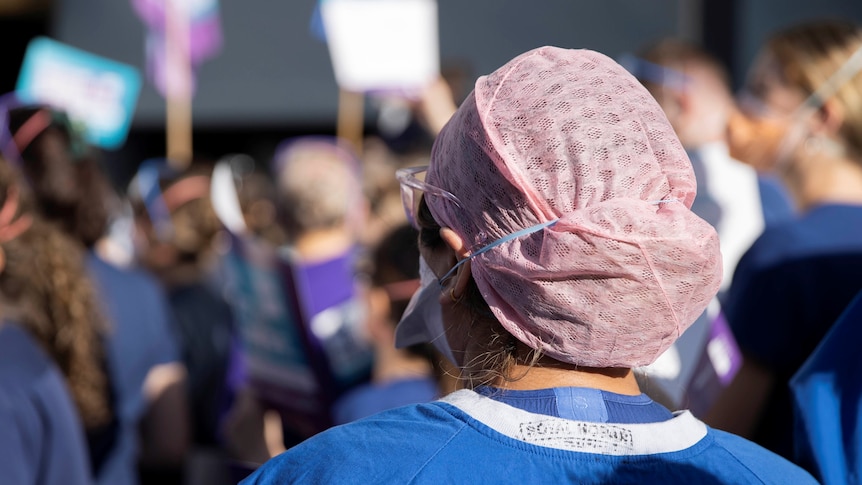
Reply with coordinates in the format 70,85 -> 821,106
393,256 -> 456,365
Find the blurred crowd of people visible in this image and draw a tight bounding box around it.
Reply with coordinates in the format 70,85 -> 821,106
1,16 -> 861,485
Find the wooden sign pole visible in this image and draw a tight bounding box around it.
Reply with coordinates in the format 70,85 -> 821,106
336,88 -> 364,155
165,0 -> 193,170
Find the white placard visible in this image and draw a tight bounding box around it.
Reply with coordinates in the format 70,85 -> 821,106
321,0 -> 439,93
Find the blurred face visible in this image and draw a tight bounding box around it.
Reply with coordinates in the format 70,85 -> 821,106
647,64 -> 733,148
728,52 -> 809,171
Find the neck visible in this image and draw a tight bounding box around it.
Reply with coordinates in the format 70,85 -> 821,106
785,153 -> 862,210
293,227 -> 353,262
495,359 -> 641,396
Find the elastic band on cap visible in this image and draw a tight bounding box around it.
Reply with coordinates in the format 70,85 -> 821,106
438,219 -> 559,287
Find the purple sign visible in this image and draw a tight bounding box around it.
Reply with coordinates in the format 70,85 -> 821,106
131,0 -> 223,97
685,310 -> 743,417
707,312 -> 743,386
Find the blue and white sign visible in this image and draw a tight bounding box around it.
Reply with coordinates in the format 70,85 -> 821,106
16,37 -> 142,149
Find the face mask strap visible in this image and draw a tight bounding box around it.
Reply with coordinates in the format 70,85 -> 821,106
618,54 -> 691,91
11,109 -> 52,155
437,218 -> 559,288
766,42 -> 862,170
797,42 -> 862,116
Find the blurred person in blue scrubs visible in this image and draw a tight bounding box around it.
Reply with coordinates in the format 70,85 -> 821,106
6,107 -> 189,485
708,20 -> 862,464
0,156 -> 107,484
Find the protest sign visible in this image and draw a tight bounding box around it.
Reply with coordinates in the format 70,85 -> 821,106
15,37 -> 141,149
321,0 -> 439,94
211,157 -> 373,437
639,299 -> 743,416
132,0 -> 223,97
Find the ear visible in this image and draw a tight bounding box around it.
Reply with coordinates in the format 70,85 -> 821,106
812,98 -> 844,136
674,87 -> 692,115
439,228 -> 471,298
654,86 -> 685,121
820,98 -> 845,133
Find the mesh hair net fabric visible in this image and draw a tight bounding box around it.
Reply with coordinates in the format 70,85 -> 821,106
426,46 -> 722,368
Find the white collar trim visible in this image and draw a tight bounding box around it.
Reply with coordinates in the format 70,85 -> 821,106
440,389 -> 708,456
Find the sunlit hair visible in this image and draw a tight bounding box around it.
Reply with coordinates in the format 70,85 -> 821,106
767,20 -> 862,159
0,158 -> 112,429
274,139 -> 363,239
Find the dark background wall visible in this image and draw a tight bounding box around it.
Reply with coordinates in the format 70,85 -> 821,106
733,0 -> 862,87
51,0 -> 682,127
2,0 -> 862,185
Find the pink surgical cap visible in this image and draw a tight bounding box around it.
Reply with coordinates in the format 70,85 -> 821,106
426,46 -> 722,368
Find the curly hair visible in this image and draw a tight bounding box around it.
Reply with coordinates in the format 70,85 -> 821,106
0,159 -> 112,429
